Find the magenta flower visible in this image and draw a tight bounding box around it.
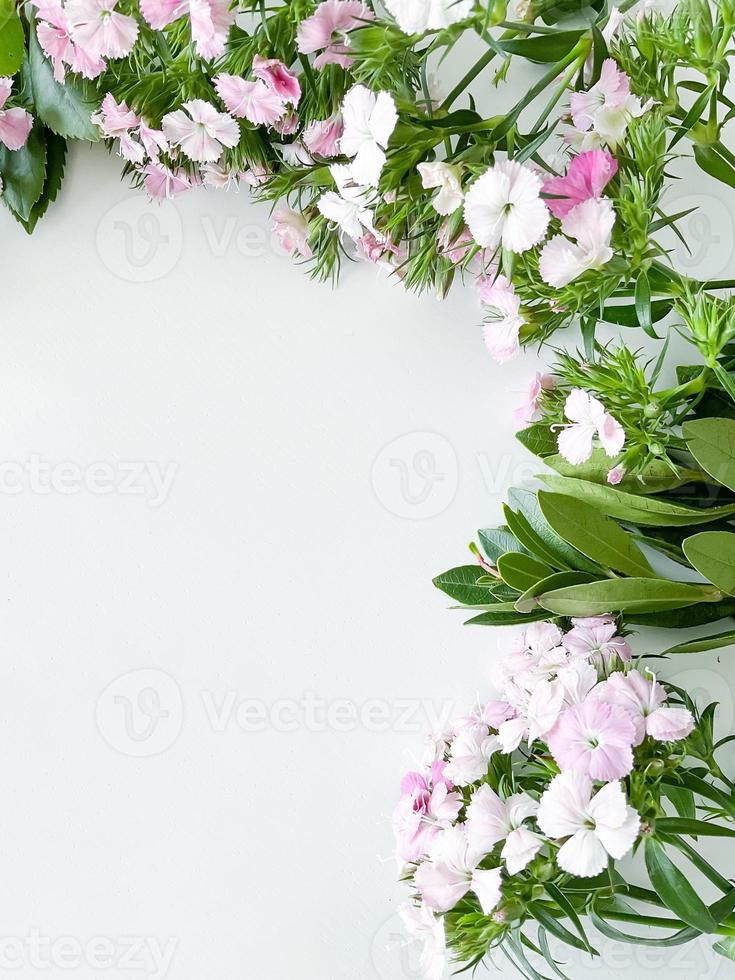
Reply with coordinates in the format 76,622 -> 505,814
547,698 -> 636,780
0,78 -> 32,152
296,0 -> 374,69
252,55 -> 301,105
542,149 -> 618,219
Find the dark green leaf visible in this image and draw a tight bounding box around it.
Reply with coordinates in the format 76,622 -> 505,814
496,29 -> 584,62
433,565 -> 498,605
516,422 -> 558,458
655,817 -> 735,838
508,488 -> 601,573
645,837 -> 716,933
28,24 -> 101,140
694,144 -> 735,189
17,128 -> 66,233
683,531 -> 735,595
0,122 -> 47,221
661,629 -> 735,654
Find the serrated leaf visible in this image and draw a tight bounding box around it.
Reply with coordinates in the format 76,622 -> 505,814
683,531 -> 735,595
538,491 -> 655,577
28,23 -> 101,140
538,577 -> 717,616
0,121 -> 46,221
645,838 -> 716,933
17,128 -> 66,233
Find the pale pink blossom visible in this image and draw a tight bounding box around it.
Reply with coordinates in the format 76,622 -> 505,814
466,785 -> 543,874
414,826 -> 503,914
141,161 -> 191,198
317,162 -> 377,239
139,122 -> 168,160
33,0 -> 106,81
563,615 -> 631,665
0,78 -> 33,151
296,0 -> 375,69
464,160 -> 550,253
542,149 -> 618,219
557,388 -> 624,465
498,678 -> 564,752
479,274 -> 525,364
273,110 -> 299,136
272,206 -> 313,258
339,85 -> 397,186
547,698 -> 636,781
437,221 -> 472,264
418,161 -> 463,215
537,771 -> 639,876
252,55 -> 301,105
303,114 -> 343,157
393,771 -> 462,863
569,58 -> 651,149
357,231 -> 402,266
607,464 -> 625,485
241,163 -> 270,186
162,99 -> 239,162
200,162 -> 243,190
140,0 -> 234,59
91,93 -> 145,163
215,74 -> 286,127
444,721 -> 499,786
594,669 -> 694,745
514,372 -> 554,430
66,0 -> 138,60
539,197 -> 615,287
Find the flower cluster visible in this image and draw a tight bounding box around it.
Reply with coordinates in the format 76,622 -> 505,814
394,619 -> 704,977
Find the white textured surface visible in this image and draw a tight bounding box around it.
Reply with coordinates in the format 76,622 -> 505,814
2,80 -> 735,980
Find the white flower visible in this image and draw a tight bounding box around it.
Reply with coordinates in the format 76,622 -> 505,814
570,59 -> 651,149
539,198 -> 615,288
466,785 -> 544,874
339,85 -> 398,186
556,388 -> 624,465
414,826 -> 503,914
479,275 -> 525,364
464,160 -> 550,253
384,0 -> 473,34
444,721 -> 499,786
398,904 -> 446,980
317,163 -> 377,239
418,161 -> 463,215
537,771 -> 639,877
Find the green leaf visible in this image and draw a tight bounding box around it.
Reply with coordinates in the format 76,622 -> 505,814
464,607 -> 550,626
544,450 -> 688,494
496,29 -> 584,62
0,0 -> 24,76
515,570 -> 597,613
28,24 -> 101,140
516,422 -> 558,459
478,527 -> 526,563
714,936 -> 735,962
661,629 -> 735,655
602,299 -> 673,326
433,565 -> 498,605
17,128 -> 66,233
497,552 -> 553,593
538,491 -> 655,577
694,144 -> 735,189
635,272 -> 657,338
655,817 -> 735,838
645,837 -> 716,933
684,418 -> 735,493
538,577 -> 717,616
589,901 -> 697,947
664,772 -> 735,820
683,531 -> 735,595
508,488 -> 601,573
544,882 -> 597,954
541,474 -> 735,526
528,902 -> 592,953
670,83 -> 714,148
0,122 -> 47,221
631,598 -> 735,628
662,785 -> 696,819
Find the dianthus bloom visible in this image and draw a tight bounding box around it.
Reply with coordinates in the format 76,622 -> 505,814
272,207 -> 313,259
465,160 -> 550,253
547,698 -> 636,780
569,58 -> 651,149
542,149 -> 618,219
0,78 -> 33,152
556,388 -> 624,465
162,99 -> 239,163
296,0 -> 374,69
140,0 -> 234,59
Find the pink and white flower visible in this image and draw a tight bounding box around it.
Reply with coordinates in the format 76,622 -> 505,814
296,0 -> 374,69
91,93 -> 146,163
444,720 -> 499,786
563,615 -> 632,665
414,825 -> 503,914
252,55 -> 301,105
514,372 -> 554,430
542,149 -> 618,219
547,698 -> 636,780
464,160 -> 550,253
0,78 -> 33,152
317,162 -> 378,239
141,161 -> 191,199
418,161 -> 463,215
556,388 -> 624,465
140,0 -> 234,59
303,114 -> 343,157
272,207 -> 313,259
215,74 -> 286,127
339,85 -> 397,186
594,669 -> 694,745
33,0 -> 105,81
385,0 -> 473,34
393,770 -> 462,863
539,197 -> 615,287
569,58 -> 651,149
162,99 -> 239,163
537,771 -> 639,876
466,785 -> 543,874
65,0 -> 138,60
479,275 -> 525,364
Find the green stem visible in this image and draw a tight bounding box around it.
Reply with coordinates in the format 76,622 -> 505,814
672,837 -> 734,894
440,45 -> 498,110
530,54 -> 584,134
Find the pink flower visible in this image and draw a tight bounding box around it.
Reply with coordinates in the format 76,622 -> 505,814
0,78 -> 33,151
141,161 -> 191,199
272,110 -> 299,136
138,0 -> 185,28
33,0 -> 106,81
569,58 -> 651,149
537,771 -> 639,877
414,826 -> 502,914
514,372 -> 554,430
562,616 -> 631,665
272,206 -> 313,258
547,698 -> 636,781
241,164 -> 270,186
140,0 -> 233,59
214,74 -> 286,127
91,93 -> 145,162
358,231 -> 401,266
162,99 -> 239,162
437,221 -> 472,264
445,721 -> 499,786
139,121 -> 168,160
252,54 -> 301,105
303,114 -> 343,157
557,388 -> 624,465
66,0 -> 138,60
393,771 -> 462,863
479,275 -> 525,364
594,669 -> 694,745
466,785 -> 543,874
542,150 -> 618,219
296,0 -> 374,69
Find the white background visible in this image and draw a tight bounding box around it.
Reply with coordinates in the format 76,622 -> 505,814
3,58 -> 735,980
